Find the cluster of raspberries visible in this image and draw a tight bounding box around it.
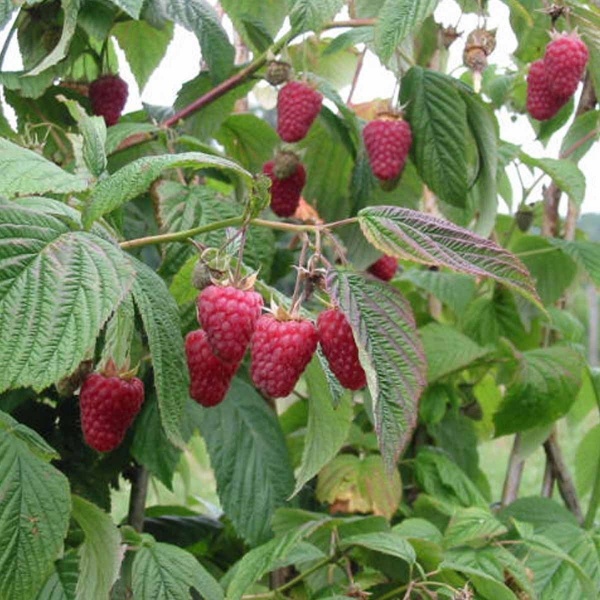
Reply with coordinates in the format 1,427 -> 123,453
526,32 -> 589,121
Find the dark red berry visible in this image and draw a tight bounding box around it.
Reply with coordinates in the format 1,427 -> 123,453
263,160 -> 306,217
544,33 -> 589,99
89,74 -> 128,126
197,285 -> 263,364
79,373 -> 144,452
185,329 -> 238,407
367,255 -> 398,281
250,315 -> 318,398
317,309 -> 366,390
526,59 -> 567,121
277,81 -> 323,143
363,118 -> 412,181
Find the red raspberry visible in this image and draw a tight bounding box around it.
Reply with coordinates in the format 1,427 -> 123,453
277,81 -> 323,143
263,160 -> 306,217
367,255 -> 398,281
79,373 -> 144,452
197,285 -> 263,364
544,33 -> 589,99
89,74 -> 128,126
526,59 -> 567,121
363,118 -> 412,181
317,309 -> 366,390
185,329 -> 238,407
250,315 -> 318,398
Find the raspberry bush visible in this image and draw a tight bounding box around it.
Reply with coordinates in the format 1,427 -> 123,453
0,1 -> 599,599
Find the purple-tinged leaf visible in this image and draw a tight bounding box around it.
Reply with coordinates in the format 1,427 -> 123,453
326,268 -> 427,467
358,205 -> 541,308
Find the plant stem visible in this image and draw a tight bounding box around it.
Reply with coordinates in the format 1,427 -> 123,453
127,465 -> 149,532
501,433 -> 525,506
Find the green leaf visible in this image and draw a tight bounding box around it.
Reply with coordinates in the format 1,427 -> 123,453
131,259 -> 189,448
560,111 -> 600,164
399,67 -> 468,207
0,1 -> 15,29
132,540 -> 224,600
498,497 -> 579,531
443,507 -> 507,548
35,553 -> 79,600
83,152 -> 251,227
358,205 -> 542,307
292,357 -> 353,496
108,0 -> 144,19
493,346 -> 583,436
326,268 -> 426,465
289,0 -> 344,33
549,239 -> 600,287
374,0 -> 437,64
0,205 -> 134,392
575,424 -> 600,497
112,20 -> 174,92
0,411 -> 71,600
162,0 -> 234,83
105,123 -> 160,155
0,138 -> 88,196
198,378 -> 295,545
101,294 -> 135,372
341,531 -> 416,563
71,495 -> 122,600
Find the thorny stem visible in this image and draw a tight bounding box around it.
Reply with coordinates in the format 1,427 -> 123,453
289,234 -> 311,315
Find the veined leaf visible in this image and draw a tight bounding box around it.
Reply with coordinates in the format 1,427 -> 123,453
358,205 -> 542,307
443,507 -> 507,548
0,205 -> 134,392
289,0 -> 344,33
83,152 -> 251,227
326,268 -> 426,465
575,424 -> 600,497
550,239 -> 600,287
0,138 -> 89,196
0,411 -> 71,600
35,552 -> 79,600
0,1 -> 14,29
341,531 -> 416,563
374,0 -> 437,64
108,0 -> 144,19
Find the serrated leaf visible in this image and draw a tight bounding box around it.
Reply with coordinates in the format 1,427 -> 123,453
0,1 -> 15,29
0,205 -> 134,392
493,347 -> 583,436
105,123 -> 160,155
35,553 -> 79,600
374,0 -> 437,63
132,540 -> 224,600
292,357 -> 353,497
71,495 -> 122,600
0,138 -> 89,196
108,0 -> 144,18
443,507 -> 507,548
0,412 -> 71,600
198,378 -> 295,545
326,268 -> 426,465
399,67 -> 468,207
560,111 -> 600,164
102,294 -> 134,371
289,0 -> 344,33
358,205 -> 542,307
341,531 -> 416,563
549,239 -> 600,287
131,259 -> 189,448
83,152 -> 251,227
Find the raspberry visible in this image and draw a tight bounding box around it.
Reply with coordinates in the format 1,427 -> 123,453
367,255 -> 398,281
544,33 -> 589,99
363,118 -> 412,181
250,315 -> 319,398
79,373 -> 144,452
263,160 -> 306,217
89,74 -> 128,126
277,81 -> 323,143
526,59 -> 567,121
317,309 -> 366,390
185,329 -> 238,407
197,285 -> 263,364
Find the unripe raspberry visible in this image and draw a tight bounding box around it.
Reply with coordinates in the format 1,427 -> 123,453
185,329 -> 238,407
250,315 -> 318,398
544,32 -> 589,99
363,118 -> 412,182
197,285 -> 263,364
89,74 -> 128,126
277,81 -> 323,143
266,60 -> 292,86
317,309 -> 366,390
79,373 -> 144,452
526,59 -> 567,121
262,160 -> 306,217
367,255 -> 398,281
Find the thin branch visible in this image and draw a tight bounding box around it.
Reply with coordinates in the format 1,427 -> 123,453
127,465 -> 149,532
501,434 -> 525,506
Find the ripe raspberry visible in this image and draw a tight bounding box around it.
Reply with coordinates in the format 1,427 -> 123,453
197,285 -> 263,364
544,33 -> 589,99
277,81 -> 323,143
526,59 -> 567,121
367,255 -> 398,281
250,315 -> 318,398
79,373 -> 144,452
263,160 -> 306,217
185,329 -> 238,407
363,118 -> 412,181
89,74 -> 128,126
317,309 -> 366,390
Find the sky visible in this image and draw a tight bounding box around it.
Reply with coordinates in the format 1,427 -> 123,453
0,0 -> 597,214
